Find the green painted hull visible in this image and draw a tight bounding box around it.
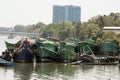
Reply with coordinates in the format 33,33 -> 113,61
58,42 -> 77,63
79,42 -> 97,53
5,41 -> 14,52
58,50 -> 76,63
98,41 -> 118,54
38,47 -> 58,60
36,41 -> 58,61
79,38 -> 97,54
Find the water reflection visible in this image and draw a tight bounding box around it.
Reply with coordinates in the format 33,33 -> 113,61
56,63 -> 78,76
0,66 -> 14,80
11,62 -> 80,80
80,65 -> 95,72
14,63 -> 34,80
119,65 -> 120,73
33,63 -> 79,80
8,63 -> 120,80
35,63 -> 56,76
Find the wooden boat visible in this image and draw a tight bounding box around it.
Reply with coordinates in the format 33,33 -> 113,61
71,54 -> 95,65
66,38 -> 79,46
31,38 -> 46,62
66,38 -> 79,53
0,58 -> 14,66
13,49 -> 33,63
8,34 -> 14,39
79,38 -> 97,54
71,60 -> 119,65
80,61 -> 119,65
58,41 -> 77,63
5,40 -> 34,63
37,41 -> 58,62
35,38 -> 46,43
79,55 -> 95,62
71,56 -> 119,65
98,39 -> 118,55
34,38 -> 58,62
71,60 -> 83,65
5,41 -> 14,52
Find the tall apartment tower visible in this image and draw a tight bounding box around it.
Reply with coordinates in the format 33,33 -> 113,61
53,5 -> 81,23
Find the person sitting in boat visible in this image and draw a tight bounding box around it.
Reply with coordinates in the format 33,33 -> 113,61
16,37 -> 33,54
14,38 -> 24,53
0,50 -> 12,61
20,38 -> 30,49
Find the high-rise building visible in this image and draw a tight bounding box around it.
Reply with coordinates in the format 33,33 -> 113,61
53,5 -> 81,23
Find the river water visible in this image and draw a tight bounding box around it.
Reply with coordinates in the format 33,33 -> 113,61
0,36 -> 120,80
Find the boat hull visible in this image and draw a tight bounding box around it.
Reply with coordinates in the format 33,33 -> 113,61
58,49 -> 77,63
58,41 -> 77,63
35,41 -> 58,62
0,58 -> 14,66
5,41 -> 14,52
98,42 -> 118,54
13,49 -> 33,63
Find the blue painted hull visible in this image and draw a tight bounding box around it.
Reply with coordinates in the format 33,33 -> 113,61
0,58 -> 14,66
13,49 -> 33,63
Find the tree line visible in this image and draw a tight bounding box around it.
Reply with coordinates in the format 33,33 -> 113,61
0,12 -> 120,44
41,12 -> 120,43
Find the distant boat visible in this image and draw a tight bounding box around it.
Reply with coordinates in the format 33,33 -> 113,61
8,34 -> 14,39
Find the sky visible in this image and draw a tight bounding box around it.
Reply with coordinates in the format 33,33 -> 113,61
0,0 -> 120,27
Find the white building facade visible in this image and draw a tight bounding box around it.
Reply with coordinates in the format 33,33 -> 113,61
103,27 -> 120,34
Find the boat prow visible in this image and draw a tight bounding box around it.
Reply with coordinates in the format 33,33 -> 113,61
0,58 -> 14,66
71,60 -> 83,65
13,48 -> 33,63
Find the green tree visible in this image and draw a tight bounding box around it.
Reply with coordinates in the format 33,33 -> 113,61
80,23 -> 100,40
72,21 -> 82,40
42,22 -> 75,40
14,25 -> 25,32
102,31 -> 117,41
96,15 -> 104,28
